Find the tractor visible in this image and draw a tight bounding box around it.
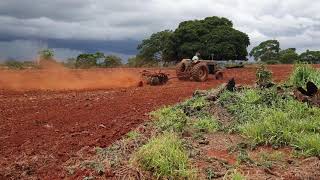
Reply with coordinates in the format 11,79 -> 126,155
176,59 -> 223,82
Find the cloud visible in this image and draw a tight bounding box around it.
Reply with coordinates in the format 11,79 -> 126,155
0,40 -> 83,61
0,0 -> 320,60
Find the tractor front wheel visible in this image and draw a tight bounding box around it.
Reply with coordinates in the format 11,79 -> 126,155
191,63 -> 209,82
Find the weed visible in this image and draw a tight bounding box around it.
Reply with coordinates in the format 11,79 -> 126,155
131,132 -> 195,179
219,88 -> 320,156
236,149 -> 253,165
193,116 -> 219,133
223,169 -> 246,180
257,151 -> 285,168
151,106 -> 188,132
81,161 -> 105,175
293,133 -> 320,156
289,63 -> 320,87
205,168 -> 216,180
181,96 -> 209,110
192,132 -> 205,140
256,64 -> 272,87
126,130 -> 140,140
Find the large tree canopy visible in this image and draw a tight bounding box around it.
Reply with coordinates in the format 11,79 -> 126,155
138,16 -> 250,61
249,40 -> 280,61
104,55 -> 122,67
75,52 -> 104,68
278,48 -> 299,64
173,17 -> 250,60
137,30 -> 175,62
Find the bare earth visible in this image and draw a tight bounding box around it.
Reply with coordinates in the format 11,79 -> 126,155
0,65 -> 294,179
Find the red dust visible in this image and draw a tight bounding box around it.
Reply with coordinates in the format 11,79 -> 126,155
0,62 -> 141,91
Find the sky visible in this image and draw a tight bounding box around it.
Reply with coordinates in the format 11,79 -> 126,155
0,0 -> 320,61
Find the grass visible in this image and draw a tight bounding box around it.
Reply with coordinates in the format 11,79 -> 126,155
289,63 -> 320,87
219,87 -> 320,156
224,169 -> 246,180
126,130 -> 141,140
180,96 -> 209,110
151,96 -> 213,133
80,161 -> 105,175
151,106 -> 189,132
257,151 -> 285,168
193,115 -> 219,133
131,132 -> 195,179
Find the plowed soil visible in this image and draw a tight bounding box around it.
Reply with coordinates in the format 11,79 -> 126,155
0,65 -> 295,179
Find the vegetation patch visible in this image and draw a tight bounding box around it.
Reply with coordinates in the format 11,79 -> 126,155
131,132 -> 195,179
223,169 -> 246,180
289,63 -> 320,87
151,106 -> 189,132
192,115 -> 219,133
219,87 -> 320,156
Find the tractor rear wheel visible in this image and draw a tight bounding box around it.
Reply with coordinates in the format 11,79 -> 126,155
176,62 -> 189,80
191,63 -> 209,82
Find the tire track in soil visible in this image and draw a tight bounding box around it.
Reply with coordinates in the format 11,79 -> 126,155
0,65 -> 294,178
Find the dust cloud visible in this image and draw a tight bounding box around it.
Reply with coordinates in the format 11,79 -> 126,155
0,61 -> 141,91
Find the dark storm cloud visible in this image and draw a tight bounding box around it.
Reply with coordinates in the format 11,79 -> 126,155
1,0 -> 320,60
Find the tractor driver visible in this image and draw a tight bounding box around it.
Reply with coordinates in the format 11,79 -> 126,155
192,52 -> 200,62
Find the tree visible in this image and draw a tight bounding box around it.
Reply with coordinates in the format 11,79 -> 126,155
76,52 -> 104,68
299,50 -> 320,63
278,48 -> 299,64
250,40 -> 280,61
127,56 -> 158,67
137,16 -> 250,63
173,16 -> 250,60
38,49 -> 54,60
104,55 -> 122,67
137,30 -> 175,62
64,58 -> 77,68
4,60 -> 24,69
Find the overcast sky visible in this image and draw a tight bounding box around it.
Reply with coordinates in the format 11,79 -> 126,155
0,0 -> 319,61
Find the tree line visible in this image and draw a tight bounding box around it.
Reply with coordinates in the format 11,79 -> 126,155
249,39 -> 320,64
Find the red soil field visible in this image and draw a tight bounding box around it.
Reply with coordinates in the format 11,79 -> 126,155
0,65 -> 297,178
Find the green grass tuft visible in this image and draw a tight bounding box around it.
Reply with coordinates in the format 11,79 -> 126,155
126,130 -> 141,140
289,63 -> 320,87
151,106 -> 189,132
193,116 -> 219,133
181,96 -> 209,110
132,132 -> 195,179
224,169 -> 246,180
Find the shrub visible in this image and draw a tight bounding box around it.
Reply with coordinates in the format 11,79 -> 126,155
132,133 -> 195,178
256,64 -> 272,87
